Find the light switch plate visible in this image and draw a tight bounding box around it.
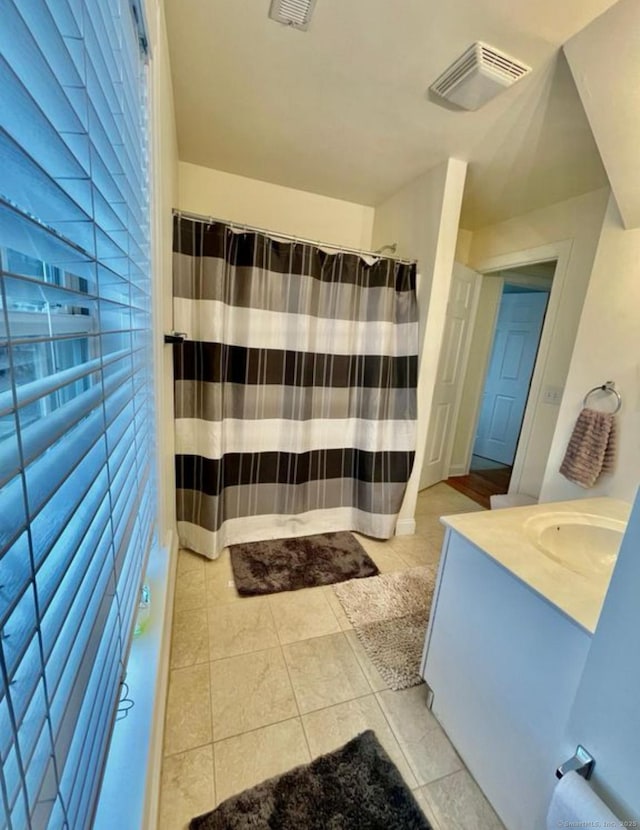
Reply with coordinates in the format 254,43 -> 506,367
542,385 -> 564,405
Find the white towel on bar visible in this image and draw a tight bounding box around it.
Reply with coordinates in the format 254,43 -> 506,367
547,772 -> 620,829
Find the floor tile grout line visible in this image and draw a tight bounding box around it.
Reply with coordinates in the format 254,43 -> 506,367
297,687 -> 384,720
361,692 -> 420,788
297,689 -> 387,761
320,584 -> 346,628
205,629 -> 353,670
420,766 -> 466,789
163,593 -> 210,761
274,626 -> 350,650
281,641 -> 314,722
208,641 -> 285,667
415,786 -> 444,830
298,710 -> 315,760
276,624 -> 344,646
212,707 -> 308,746
170,603 -> 211,671
207,598 -> 280,662
207,607 -> 217,752
280,630 -> 372,702
342,627 -> 387,694
320,585 -> 351,629
370,685 -> 468,789
276,624 -> 306,727
211,713 -> 307,746
209,642 -> 301,744
422,762 -> 509,830
170,656 -> 210,671
162,736 -> 215,761
266,587 -> 345,646
264,594 -> 286,647
387,542 -> 411,568
371,689 -> 425,788
205,587 -> 230,771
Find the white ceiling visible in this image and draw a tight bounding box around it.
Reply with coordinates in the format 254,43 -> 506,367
165,0 -> 618,229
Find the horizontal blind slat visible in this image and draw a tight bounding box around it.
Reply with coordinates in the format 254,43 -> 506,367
0,133 -> 94,250
0,202 -> 92,272
0,347 -> 130,416
0,58 -> 89,184
58,607 -> 121,821
32,458 -> 110,600
46,527 -> 115,705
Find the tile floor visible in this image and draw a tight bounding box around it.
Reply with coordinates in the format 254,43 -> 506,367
158,483 -> 504,830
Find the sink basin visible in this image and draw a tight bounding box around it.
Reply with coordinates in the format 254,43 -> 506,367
523,512 -> 626,577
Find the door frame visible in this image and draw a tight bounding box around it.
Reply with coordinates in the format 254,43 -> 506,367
457,240 -> 572,495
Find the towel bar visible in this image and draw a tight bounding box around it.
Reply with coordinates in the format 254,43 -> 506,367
583,381 -> 622,414
556,745 -> 595,780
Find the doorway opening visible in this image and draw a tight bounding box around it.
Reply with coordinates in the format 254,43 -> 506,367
447,261 -> 555,507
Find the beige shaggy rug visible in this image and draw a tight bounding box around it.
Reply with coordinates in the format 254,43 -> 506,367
333,566 -> 437,690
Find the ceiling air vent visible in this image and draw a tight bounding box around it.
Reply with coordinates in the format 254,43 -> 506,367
430,42 -> 531,110
268,0 -> 318,30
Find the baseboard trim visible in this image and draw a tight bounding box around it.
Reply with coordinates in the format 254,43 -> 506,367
395,518 -> 416,536
448,464 -> 468,477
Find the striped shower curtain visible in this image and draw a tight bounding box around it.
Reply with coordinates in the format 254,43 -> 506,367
172,216 -> 418,559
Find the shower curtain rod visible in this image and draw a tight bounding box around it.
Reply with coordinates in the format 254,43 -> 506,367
173,208 -> 415,265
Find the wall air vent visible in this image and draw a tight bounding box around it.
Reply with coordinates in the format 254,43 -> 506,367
268,0 -> 318,30
430,42 -> 531,110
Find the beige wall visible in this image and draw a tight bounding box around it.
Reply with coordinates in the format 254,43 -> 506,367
541,196 -> 640,503
178,162 -> 375,250
148,1 -> 179,546
465,187 -> 610,497
564,0 -> 640,230
455,228 -> 473,265
372,158 -> 468,530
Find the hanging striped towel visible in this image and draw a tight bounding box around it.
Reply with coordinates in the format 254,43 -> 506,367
559,407 -> 617,488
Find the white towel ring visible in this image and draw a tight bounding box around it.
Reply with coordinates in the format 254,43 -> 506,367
583,382 -> 622,414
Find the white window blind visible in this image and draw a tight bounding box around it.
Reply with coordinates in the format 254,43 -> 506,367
0,1 -> 156,828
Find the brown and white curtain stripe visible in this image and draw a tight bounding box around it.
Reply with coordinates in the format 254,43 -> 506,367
173,216 -> 418,559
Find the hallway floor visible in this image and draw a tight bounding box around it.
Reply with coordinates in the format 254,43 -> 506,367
447,455 -> 512,509
158,483 -> 504,830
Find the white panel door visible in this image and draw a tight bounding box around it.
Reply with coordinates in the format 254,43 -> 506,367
420,263 -> 480,490
473,291 -> 548,466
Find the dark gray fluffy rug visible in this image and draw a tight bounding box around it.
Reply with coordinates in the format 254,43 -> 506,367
229,531 -> 379,595
189,730 -> 432,830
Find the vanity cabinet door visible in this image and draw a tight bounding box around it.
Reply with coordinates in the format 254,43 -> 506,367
422,531 -> 591,830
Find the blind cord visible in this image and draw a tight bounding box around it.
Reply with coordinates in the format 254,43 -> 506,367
116,680 -> 135,721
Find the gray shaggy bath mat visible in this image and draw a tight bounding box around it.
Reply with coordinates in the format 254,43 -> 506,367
189,730 -> 432,830
333,566 -> 436,690
229,531 -> 379,595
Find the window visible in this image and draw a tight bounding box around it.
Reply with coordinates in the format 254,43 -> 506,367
0,1 -> 156,827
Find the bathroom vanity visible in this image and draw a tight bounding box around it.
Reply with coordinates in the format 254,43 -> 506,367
421,498 -> 630,830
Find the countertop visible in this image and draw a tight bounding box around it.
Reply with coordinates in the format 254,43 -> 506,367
442,497 -> 631,633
